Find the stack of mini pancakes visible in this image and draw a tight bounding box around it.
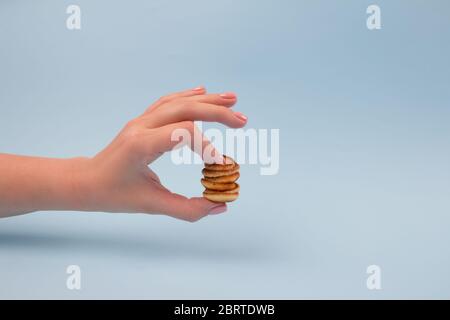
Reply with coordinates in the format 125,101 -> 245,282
202,156 -> 240,202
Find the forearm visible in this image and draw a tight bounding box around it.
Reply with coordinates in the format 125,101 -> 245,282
0,154 -> 91,217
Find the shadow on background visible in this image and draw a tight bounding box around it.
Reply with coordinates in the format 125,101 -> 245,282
0,229 -> 275,263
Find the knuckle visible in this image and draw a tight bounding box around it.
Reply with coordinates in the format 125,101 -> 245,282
123,125 -> 145,149
125,118 -> 140,129
210,107 -> 229,122
223,108 -> 235,120
157,95 -> 172,105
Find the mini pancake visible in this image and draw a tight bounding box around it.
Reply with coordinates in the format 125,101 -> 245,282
203,172 -> 240,183
202,155 -> 240,203
202,164 -> 240,178
204,183 -> 239,194
203,191 -> 239,203
204,155 -> 235,171
201,180 -> 237,191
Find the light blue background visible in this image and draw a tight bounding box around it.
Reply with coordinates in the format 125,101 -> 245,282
0,0 -> 449,299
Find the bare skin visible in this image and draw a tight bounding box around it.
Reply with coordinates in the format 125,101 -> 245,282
0,87 -> 247,222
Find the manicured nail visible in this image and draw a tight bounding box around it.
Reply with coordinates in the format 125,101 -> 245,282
208,205 -> 227,215
220,92 -> 236,99
204,152 -> 223,164
193,86 -> 205,91
234,112 -> 248,122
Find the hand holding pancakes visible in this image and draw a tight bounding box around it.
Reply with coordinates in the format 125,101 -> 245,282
64,86 -> 247,222
0,86 -> 247,221
202,156 -> 240,202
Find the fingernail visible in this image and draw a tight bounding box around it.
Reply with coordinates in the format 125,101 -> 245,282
234,112 -> 248,122
204,152 -> 223,164
220,92 -> 236,99
193,86 -> 205,91
208,205 -> 227,215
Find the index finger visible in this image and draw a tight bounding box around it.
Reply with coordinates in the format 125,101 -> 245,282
142,102 -> 248,129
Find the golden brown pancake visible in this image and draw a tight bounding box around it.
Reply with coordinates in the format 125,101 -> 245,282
201,180 -> 237,191
203,172 -> 240,183
203,191 -> 239,203
204,155 -> 236,171
202,164 -> 240,178
205,184 -> 240,194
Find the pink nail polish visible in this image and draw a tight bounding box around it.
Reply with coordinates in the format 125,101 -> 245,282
220,92 -> 236,99
234,112 -> 248,122
193,86 -> 205,91
208,205 -> 227,215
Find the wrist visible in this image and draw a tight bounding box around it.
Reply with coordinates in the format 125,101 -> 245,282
66,157 -> 98,212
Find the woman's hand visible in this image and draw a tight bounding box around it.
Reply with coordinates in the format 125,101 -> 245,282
78,86 -> 247,221
0,87 -> 247,221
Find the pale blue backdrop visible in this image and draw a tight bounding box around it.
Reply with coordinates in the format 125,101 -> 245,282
0,0 -> 449,298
